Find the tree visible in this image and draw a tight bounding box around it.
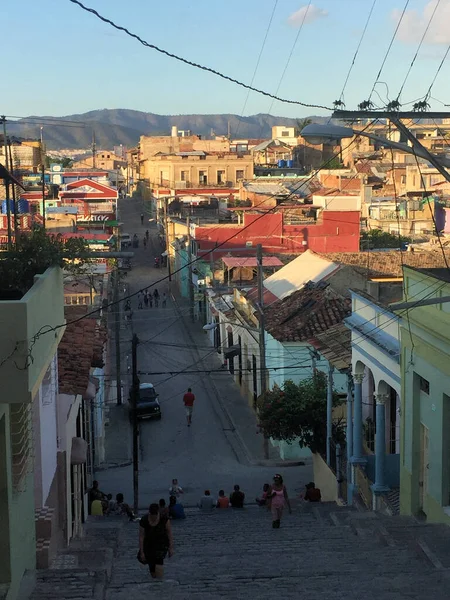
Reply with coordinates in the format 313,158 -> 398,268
0,227 -> 93,294
257,373 -> 344,454
296,118 -> 312,137
321,156 -> 345,169
361,228 -> 411,249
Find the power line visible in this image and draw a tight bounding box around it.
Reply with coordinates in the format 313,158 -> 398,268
368,0 -> 410,104
337,0 -> 377,105
425,44 -> 450,100
263,0 -> 312,121
68,0 -> 332,111
396,0 -> 441,101
234,0 -> 278,138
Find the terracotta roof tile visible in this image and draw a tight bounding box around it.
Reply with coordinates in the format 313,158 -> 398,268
315,249 -> 450,278
58,306 -> 106,396
264,282 -> 351,342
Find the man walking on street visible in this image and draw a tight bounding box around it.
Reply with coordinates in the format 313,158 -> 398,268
183,387 -> 195,427
140,213 -> 144,225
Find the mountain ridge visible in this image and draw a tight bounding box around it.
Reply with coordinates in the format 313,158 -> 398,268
6,109 -> 324,150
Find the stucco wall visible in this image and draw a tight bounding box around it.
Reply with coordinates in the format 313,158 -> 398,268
0,267 -> 65,403
312,452 -> 338,502
400,268 -> 450,522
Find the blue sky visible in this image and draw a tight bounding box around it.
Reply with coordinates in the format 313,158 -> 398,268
3,0 -> 450,119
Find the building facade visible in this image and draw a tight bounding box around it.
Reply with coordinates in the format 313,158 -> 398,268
0,267 -> 65,600
399,267 -> 450,524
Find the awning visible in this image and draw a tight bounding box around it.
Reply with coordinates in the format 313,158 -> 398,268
104,220 -> 120,226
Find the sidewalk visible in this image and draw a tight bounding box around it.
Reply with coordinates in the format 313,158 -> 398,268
172,292 -> 305,468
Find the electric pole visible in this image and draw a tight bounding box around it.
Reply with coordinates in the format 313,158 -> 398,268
113,269 -> 122,406
92,130 -> 96,169
131,333 -> 140,514
1,116 -> 12,250
256,243 -> 269,459
40,127 -> 46,230
187,216 -> 195,322
163,197 -> 172,282
7,138 -> 18,241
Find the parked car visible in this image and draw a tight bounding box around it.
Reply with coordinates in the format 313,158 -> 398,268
120,233 -> 132,249
129,383 -> 161,420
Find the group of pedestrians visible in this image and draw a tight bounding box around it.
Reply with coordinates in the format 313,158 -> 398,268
197,484 -> 245,509
88,481 -> 137,521
136,288 -> 167,309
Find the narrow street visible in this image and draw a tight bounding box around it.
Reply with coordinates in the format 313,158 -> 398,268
100,197 -> 311,507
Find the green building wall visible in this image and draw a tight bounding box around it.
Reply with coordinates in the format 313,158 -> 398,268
399,267 -> 450,524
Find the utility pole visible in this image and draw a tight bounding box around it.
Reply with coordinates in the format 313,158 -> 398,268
326,364 -> 334,466
1,116 -> 12,250
92,130 -> 96,169
131,333 -> 140,514
187,216 -> 195,322
256,243 -> 269,459
113,269 -> 122,406
7,139 -> 18,240
163,197 -> 172,282
40,127 -> 46,230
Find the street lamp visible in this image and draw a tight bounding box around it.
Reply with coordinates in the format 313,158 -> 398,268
300,122 -> 450,180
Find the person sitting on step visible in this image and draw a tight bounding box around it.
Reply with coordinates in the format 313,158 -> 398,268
300,482 -> 322,502
198,490 -> 215,510
216,490 -> 230,509
230,484 -> 245,508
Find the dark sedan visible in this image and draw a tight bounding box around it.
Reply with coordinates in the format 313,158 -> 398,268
130,383 -> 161,420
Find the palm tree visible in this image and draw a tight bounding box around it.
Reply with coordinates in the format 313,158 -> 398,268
296,118 -> 312,137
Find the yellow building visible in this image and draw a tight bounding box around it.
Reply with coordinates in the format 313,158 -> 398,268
142,151 -> 253,189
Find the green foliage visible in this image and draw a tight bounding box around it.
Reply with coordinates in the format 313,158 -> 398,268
45,156 -> 73,168
257,373 -> 344,454
322,156 -> 345,169
296,118 -> 312,136
361,228 -> 411,249
0,227 -> 92,294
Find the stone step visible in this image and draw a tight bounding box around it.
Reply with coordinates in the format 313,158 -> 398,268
104,570 -> 450,600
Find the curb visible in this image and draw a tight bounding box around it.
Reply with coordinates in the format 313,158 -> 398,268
96,460 -> 132,471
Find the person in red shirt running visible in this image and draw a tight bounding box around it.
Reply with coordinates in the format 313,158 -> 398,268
183,388 -> 195,427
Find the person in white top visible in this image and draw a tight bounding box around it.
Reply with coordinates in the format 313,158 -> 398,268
169,478 -> 183,497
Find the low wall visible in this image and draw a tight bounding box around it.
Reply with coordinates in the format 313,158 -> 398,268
312,453 -> 337,502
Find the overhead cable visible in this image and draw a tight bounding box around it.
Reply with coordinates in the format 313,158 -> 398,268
67,0 -> 332,111
368,0 -> 410,103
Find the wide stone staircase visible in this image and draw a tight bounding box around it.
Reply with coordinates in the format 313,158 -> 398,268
30,502 -> 450,600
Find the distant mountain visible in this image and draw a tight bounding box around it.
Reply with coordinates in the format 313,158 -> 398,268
6,109 -> 329,150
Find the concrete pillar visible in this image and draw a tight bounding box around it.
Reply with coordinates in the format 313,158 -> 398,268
372,394 -> 390,506
351,373 -> 366,465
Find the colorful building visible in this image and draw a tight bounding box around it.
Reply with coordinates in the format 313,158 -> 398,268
399,266 -> 450,523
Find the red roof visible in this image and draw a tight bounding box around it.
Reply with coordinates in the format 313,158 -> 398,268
264,282 -> 351,343
222,256 -> 283,268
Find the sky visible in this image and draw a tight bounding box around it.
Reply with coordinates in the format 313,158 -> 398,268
3,0 -> 450,120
